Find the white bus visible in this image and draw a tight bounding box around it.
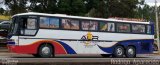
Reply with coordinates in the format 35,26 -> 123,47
7,12 -> 154,58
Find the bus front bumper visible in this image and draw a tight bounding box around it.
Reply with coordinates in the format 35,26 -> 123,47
7,44 -> 37,54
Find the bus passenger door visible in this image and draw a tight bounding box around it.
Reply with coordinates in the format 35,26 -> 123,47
18,16 -> 38,45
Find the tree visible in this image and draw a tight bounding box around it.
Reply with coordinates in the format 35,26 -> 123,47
107,0 -> 139,18
0,8 -> 4,15
4,0 -> 155,20
5,0 -> 27,15
96,0 -> 108,18
57,0 -> 86,16
57,0 -> 72,15
84,0 -> 139,18
84,0 -> 108,18
70,0 -> 86,16
29,0 -> 57,13
142,4 -> 151,20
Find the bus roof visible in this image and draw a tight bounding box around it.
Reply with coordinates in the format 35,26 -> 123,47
13,12 -> 150,24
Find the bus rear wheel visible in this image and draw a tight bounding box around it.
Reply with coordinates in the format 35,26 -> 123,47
113,46 -> 125,58
125,46 -> 136,58
38,44 -> 54,58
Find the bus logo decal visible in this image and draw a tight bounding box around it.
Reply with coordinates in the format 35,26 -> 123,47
81,32 -> 99,46
81,32 -> 99,41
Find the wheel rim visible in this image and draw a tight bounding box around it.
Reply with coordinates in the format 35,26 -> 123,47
41,47 -> 50,55
128,48 -> 134,55
117,48 -> 123,56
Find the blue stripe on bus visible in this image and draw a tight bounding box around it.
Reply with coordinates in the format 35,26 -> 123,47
56,41 -> 76,54
7,42 -> 15,45
98,39 -> 154,54
117,39 -> 154,54
97,45 -> 114,53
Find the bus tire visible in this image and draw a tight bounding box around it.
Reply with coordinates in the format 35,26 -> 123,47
38,44 -> 53,58
101,54 -> 112,57
113,46 -> 124,58
125,46 -> 136,58
32,54 -> 40,57
153,44 -> 158,51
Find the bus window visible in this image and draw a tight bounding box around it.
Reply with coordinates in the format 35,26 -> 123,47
20,17 -> 38,35
147,25 -> 151,34
100,22 -> 115,32
40,17 -> 50,28
81,21 -> 98,31
27,19 -> 36,29
132,24 -> 145,33
62,19 -> 79,30
117,23 -> 130,33
49,18 -> 60,29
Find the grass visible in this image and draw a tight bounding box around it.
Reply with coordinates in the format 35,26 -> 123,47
0,15 -> 10,20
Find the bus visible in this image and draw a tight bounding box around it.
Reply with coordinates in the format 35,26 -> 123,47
7,12 -> 154,58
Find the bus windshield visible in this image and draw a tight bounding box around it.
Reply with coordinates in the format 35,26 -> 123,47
8,16 -> 38,37
8,17 -> 19,36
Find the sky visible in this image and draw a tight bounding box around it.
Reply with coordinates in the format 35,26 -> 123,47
145,0 -> 160,6
0,0 -> 160,9
0,0 -> 4,9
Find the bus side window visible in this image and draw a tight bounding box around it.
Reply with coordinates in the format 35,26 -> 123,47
117,23 -> 130,33
20,17 -> 37,36
27,18 -> 36,29
20,17 -> 27,34
100,22 -> 115,32
147,25 -> 151,34
62,19 -> 79,30
81,21 -> 98,31
132,24 -> 145,34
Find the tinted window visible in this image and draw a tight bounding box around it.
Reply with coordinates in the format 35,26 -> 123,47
20,17 -> 38,36
27,18 -> 36,29
81,21 -> 98,31
50,18 -> 59,28
40,17 -> 60,29
62,19 -> 79,30
40,17 -> 49,28
117,23 -> 130,32
147,25 -> 151,34
132,24 -> 145,33
100,22 -> 115,32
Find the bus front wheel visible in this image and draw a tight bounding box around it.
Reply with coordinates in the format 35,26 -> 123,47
113,46 -> 125,58
32,54 -> 40,57
38,44 -> 54,58
125,46 -> 136,58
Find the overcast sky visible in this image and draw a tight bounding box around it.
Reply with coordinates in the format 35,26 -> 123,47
145,0 -> 160,6
0,0 -> 160,9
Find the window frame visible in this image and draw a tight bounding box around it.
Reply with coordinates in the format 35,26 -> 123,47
36,15 -> 153,35
99,21 -> 115,32
61,18 -> 80,30
18,15 -> 39,36
39,16 -> 60,29
49,17 -> 60,29
131,24 -> 146,34
116,22 -> 131,33
81,19 -> 99,31
146,24 -> 152,34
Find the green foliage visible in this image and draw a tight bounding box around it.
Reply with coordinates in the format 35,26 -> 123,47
5,0 -> 27,15
29,0 -> 57,13
84,0 -> 108,18
0,8 -> 4,15
3,0 -> 159,22
107,0 -> 139,18
57,0 -> 86,16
